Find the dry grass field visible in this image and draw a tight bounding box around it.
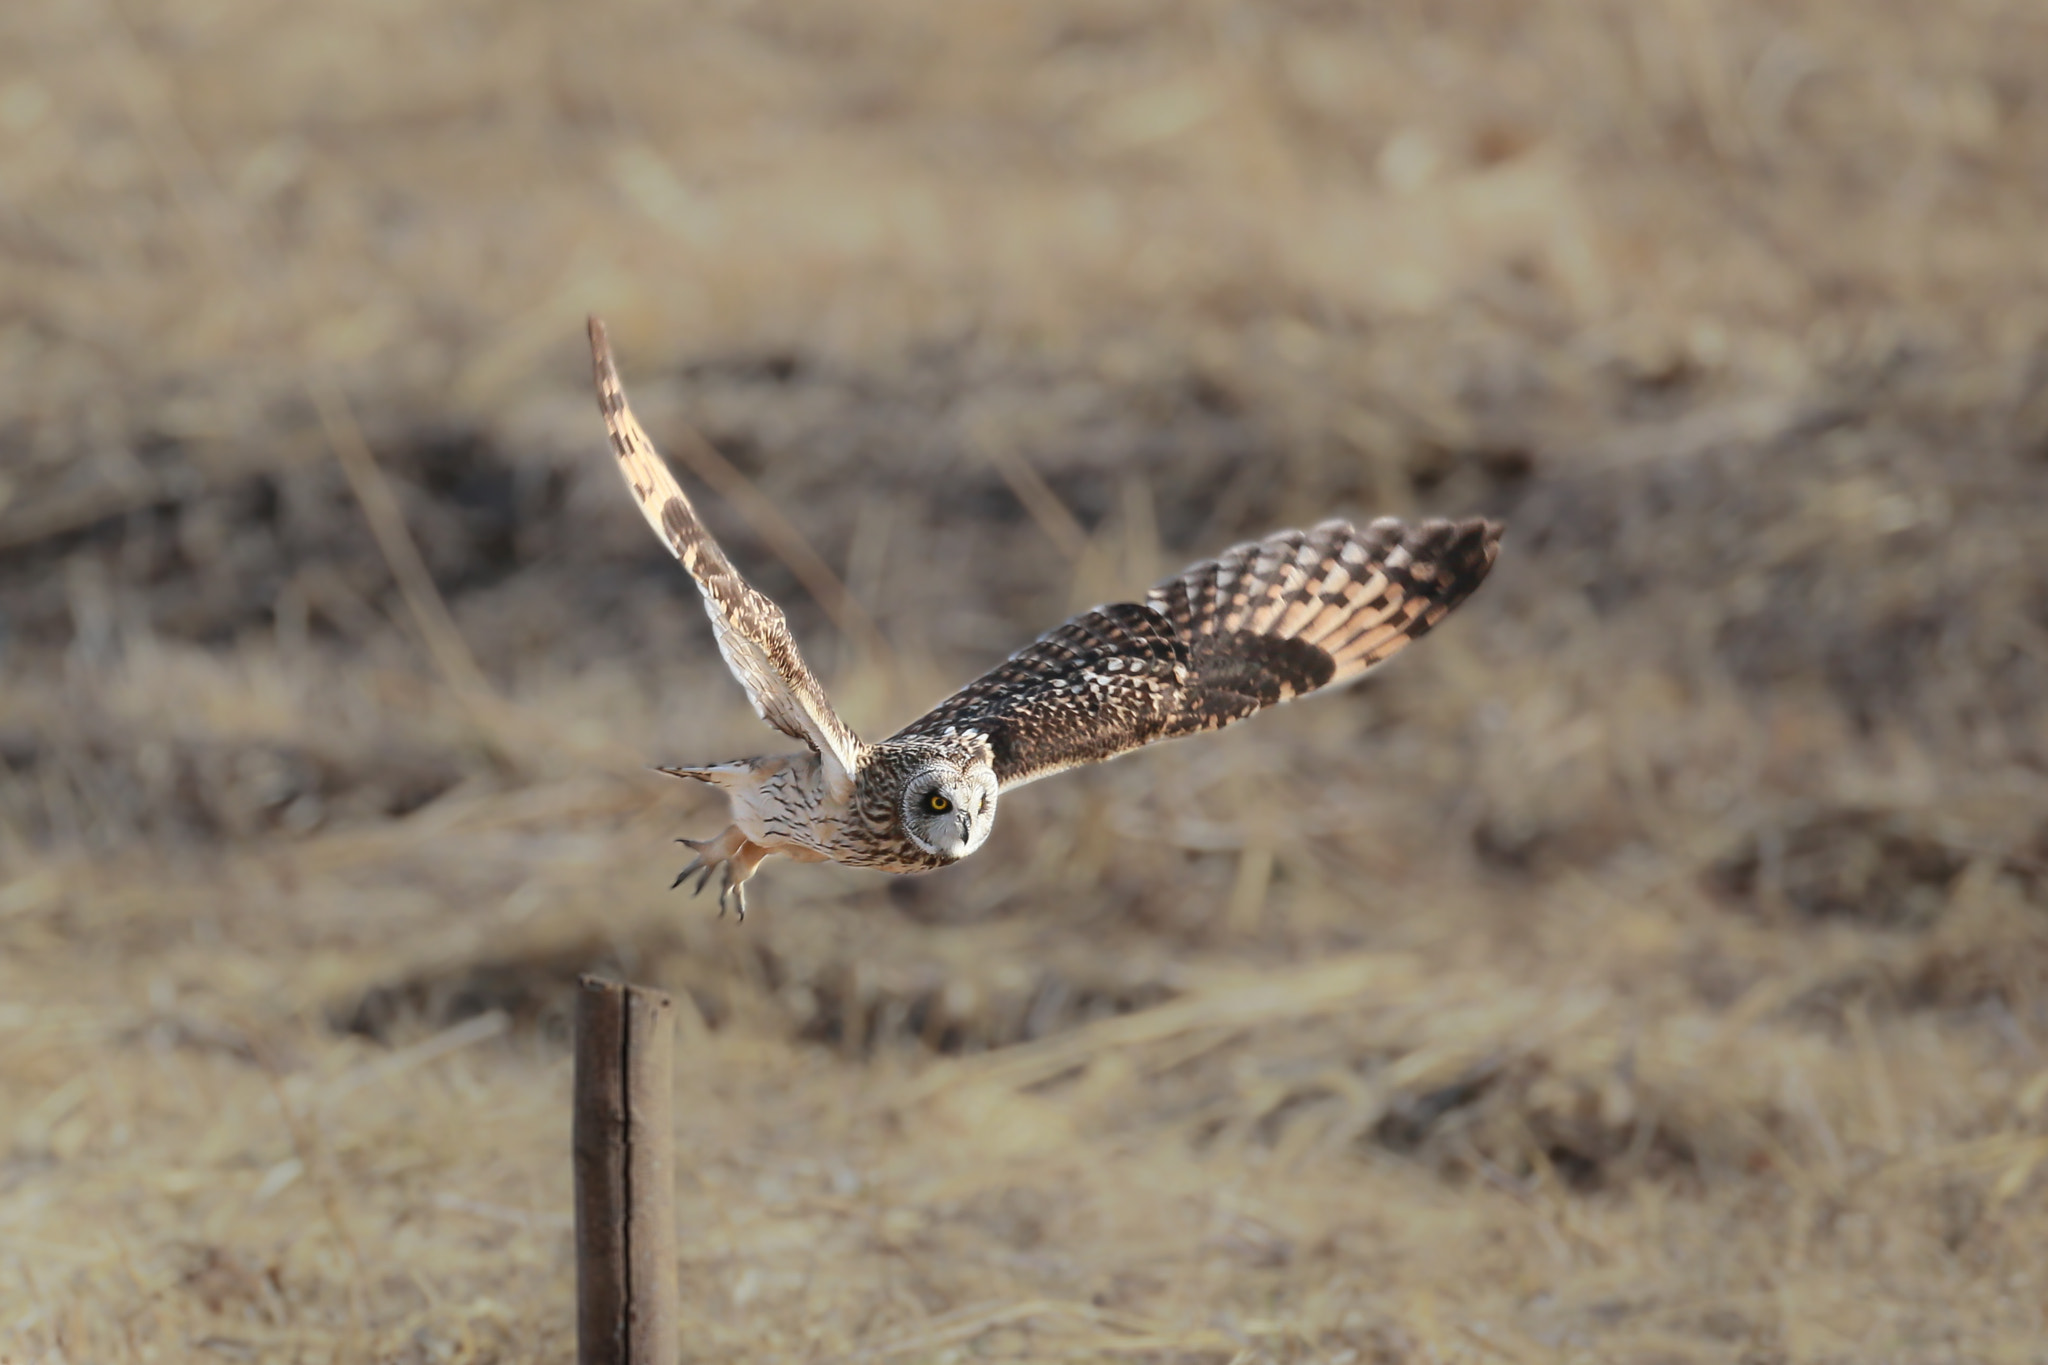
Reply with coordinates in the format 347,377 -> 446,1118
6,0 -> 2048,1360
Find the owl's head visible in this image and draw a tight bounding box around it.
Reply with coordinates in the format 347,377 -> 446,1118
900,759 -> 999,861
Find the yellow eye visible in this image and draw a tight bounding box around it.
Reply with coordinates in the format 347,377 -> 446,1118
926,793 -> 951,813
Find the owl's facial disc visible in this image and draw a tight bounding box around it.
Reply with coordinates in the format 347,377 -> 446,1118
901,765 -> 998,860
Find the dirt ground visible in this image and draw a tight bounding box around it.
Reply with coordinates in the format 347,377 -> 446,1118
6,0 -> 2048,1360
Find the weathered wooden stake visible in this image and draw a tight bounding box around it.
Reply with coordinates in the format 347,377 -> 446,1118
574,976 -> 679,1365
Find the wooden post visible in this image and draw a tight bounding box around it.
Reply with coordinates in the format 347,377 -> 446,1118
574,976 -> 679,1365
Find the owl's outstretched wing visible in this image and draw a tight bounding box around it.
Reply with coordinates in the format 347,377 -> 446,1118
588,318 -> 863,793
891,517 -> 1500,788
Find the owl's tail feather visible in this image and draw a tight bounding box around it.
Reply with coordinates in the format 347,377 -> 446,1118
655,762 -> 753,788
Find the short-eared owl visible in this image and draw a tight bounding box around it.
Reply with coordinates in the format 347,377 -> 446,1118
589,318 -> 1500,918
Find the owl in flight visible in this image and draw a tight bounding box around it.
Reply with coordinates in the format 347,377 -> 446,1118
588,318 -> 1500,918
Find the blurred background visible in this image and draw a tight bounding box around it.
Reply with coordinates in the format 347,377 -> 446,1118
5,0 -> 2048,1358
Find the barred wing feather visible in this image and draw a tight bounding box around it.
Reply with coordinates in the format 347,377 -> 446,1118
895,517 -> 1500,788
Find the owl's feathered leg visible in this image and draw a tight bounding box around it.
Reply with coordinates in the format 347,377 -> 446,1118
671,824 -> 772,921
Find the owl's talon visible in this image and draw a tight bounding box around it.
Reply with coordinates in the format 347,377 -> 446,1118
716,863 -> 741,921
670,826 -> 765,922
716,869 -> 747,922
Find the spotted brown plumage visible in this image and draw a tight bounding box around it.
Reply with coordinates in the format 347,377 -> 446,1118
894,517 -> 1501,787
587,316 -> 1501,916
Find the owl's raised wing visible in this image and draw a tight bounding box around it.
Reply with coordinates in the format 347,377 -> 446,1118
892,517 -> 1500,789
588,318 -> 863,795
